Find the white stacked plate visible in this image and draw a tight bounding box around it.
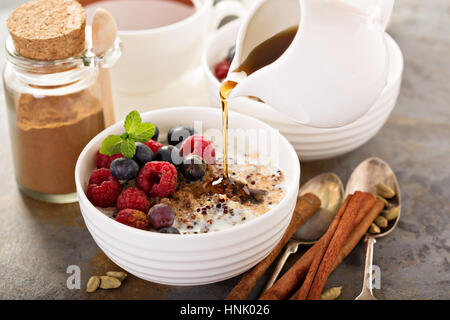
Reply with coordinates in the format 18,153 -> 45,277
202,20 -> 404,161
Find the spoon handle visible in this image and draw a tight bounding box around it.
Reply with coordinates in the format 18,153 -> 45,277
355,235 -> 377,300
262,241 -> 299,293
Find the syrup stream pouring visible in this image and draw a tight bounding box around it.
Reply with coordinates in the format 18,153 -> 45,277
262,173 -> 344,293
344,157 -> 401,300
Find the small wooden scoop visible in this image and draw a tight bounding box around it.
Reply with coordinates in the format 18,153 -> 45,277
92,8 -> 117,127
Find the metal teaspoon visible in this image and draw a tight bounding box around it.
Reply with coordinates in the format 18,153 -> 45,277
345,157 -> 401,300
262,173 -> 344,292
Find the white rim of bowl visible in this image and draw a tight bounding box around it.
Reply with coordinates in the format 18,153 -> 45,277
291,115 -> 389,152
278,84 -> 400,134
228,75 -> 401,128
84,210 -> 291,269
282,96 -> 398,143
294,117 -> 388,156
240,84 -> 400,134
81,196 -> 294,259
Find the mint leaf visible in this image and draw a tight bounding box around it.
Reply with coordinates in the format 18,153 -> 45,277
124,110 -> 141,134
99,111 -> 155,159
120,139 -> 136,159
133,123 -> 155,142
100,135 -> 122,156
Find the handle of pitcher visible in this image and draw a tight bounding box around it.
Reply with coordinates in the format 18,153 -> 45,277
209,0 -> 247,31
373,0 -> 395,31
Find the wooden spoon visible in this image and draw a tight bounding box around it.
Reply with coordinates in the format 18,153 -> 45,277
92,8 -> 117,127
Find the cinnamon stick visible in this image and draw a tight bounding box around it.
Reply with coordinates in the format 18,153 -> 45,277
225,193 -> 321,300
304,191 -> 370,300
292,236 -> 326,300
333,199 -> 384,269
353,194 -> 376,227
259,245 -> 315,300
260,193 -> 381,300
291,195 -> 352,299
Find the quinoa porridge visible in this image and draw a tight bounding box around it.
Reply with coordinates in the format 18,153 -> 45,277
161,155 -> 286,234
98,153 -> 286,235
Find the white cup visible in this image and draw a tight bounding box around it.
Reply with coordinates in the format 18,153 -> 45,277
85,0 -> 246,94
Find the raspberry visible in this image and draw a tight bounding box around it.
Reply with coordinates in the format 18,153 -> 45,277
115,209 -> 149,230
144,139 -> 164,154
117,187 -> 150,213
86,168 -> 122,207
180,135 -> 216,164
214,59 -> 231,81
137,162 -> 177,198
96,150 -> 123,169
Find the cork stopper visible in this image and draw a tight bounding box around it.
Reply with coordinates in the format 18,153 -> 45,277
6,0 -> 86,61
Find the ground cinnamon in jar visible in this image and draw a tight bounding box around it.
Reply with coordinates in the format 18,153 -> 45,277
4,0 -> 108,201
12,91 -> 104,194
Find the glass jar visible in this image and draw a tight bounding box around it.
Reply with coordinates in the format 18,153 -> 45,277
3,36 -> 121,203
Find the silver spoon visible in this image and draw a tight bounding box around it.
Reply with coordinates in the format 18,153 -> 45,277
262,173 -> 344,292
345,157 -> 401,300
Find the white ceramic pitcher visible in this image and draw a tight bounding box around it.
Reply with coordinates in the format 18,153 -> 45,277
226,0 -> 394,127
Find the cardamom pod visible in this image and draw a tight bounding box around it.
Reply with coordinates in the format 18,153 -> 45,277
320,286 -> 342,300
86,276 -> 101,293
384,206 -> 400,221
369,223 -> 381,234
375,183 -> 396,199
375,195 -> 389,207
106,271 -> 127,282
100,276 -> 121,289
374,216 -> 388,228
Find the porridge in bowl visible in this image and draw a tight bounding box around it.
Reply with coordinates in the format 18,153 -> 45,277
161,155 -> 286,234
85,111 -> 286,235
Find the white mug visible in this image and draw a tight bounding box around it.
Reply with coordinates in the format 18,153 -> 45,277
85,0 -> 246,94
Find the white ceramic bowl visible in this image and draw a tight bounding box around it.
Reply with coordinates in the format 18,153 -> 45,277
75,107 -> 300,286
202,20 -> 404,161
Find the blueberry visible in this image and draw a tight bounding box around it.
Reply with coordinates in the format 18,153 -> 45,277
181,155 -> 206,182
110,158 -> 140,180
151,125 -> 159,141
148,204 -> 175,229
133,143 -> 154,166
226,44 -> 236,63
155,145 -> 183,166
167,126 -> 195,146
158,227 -> 180,234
